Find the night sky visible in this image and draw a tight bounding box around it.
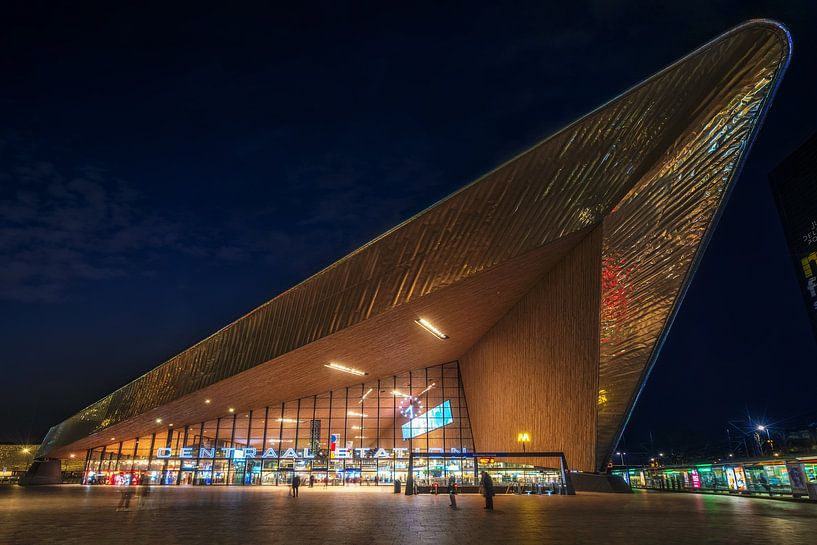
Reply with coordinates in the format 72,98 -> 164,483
2,2 -> 815,460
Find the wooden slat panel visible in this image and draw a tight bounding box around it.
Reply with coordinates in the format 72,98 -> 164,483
459,227 -> 602,472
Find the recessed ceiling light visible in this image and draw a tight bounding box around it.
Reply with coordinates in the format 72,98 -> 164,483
324,362 -> 367,376
155,418 -> 163,424
228,408 -> 235,413
415,318 -> 449,340
347,411 -> 367,417
69,454 -> 76,458
276,418 -> 303,424
205,399 -> 211,404
168,423 -> 174,427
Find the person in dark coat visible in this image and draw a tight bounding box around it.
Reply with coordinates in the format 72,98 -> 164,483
292,474 -> 301,497
448,475 -> 458,510
480,471 -> 495,510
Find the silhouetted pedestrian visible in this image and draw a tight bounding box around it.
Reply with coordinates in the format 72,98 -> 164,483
481,471 -> 494,510
292,474 -> 301,497
448,475 -> 458,510
309,474 -> 315,488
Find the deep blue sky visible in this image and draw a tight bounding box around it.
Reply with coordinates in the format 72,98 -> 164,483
1,2 -> 815,458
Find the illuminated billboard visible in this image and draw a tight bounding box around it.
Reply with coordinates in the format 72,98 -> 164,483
401,400 -> 453,440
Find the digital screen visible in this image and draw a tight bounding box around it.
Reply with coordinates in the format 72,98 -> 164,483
401,400 -> 453,440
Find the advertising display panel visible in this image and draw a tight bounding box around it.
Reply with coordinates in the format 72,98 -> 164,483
401,401 -> 454,440
726,467 -> 737,491
690,469 -> 701,489
733,466 -> 747,491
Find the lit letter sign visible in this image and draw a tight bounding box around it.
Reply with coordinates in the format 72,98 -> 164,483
140,445 -> 467,460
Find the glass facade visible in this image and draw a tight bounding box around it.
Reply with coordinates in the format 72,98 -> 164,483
84,362 -> 484,487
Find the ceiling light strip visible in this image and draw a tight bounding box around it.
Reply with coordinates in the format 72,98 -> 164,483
415,318 -> 449,340
324,362 -> 368,376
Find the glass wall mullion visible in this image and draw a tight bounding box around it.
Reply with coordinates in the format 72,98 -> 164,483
96,445 -> 106,473
277,403 -> 285,484
343,387 -> 348,484
113,441 -> 123,472
244,410 -> 253,485
326,391 -> 333,486
193,422 -> 204,484
146,433 -> 156,484
260,406 -> 269,485
128,438 -> 138,474
228,414 -> 237,485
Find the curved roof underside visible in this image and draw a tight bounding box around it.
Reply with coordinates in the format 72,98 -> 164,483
39,20 -> 790,467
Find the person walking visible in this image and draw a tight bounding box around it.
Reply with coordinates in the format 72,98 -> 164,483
116,484 -> 134,512
480,471 -> 495,510
309,474 -> 315,488
448,475 -> 458,510
292,474 -> 301,497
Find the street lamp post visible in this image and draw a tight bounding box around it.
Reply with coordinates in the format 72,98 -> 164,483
616,451 -> 626,466
517,433 -> 531,454
757,425 -> 772,456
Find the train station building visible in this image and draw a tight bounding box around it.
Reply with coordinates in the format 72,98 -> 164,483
31,21 -> 789,488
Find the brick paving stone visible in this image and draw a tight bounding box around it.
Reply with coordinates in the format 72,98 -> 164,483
1,485 -> 816,545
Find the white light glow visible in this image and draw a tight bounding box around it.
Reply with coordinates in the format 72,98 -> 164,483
391,390 -> 411,398
415,318 -> 449,340
276,418 -> 303,424
359,388 -> 373,404
324,362 -> 367,376
347,411 -> 368,418
419,382 -> 436,395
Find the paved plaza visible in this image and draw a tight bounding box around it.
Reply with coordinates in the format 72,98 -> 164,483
1,485 -> 816,544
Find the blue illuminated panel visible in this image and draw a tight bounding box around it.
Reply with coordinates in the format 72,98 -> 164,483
401,400 -> 453,440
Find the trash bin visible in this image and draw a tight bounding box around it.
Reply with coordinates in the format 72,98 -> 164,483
394,479 -> 401,494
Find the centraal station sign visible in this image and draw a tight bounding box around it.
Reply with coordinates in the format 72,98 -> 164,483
154,446 -> 469,460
